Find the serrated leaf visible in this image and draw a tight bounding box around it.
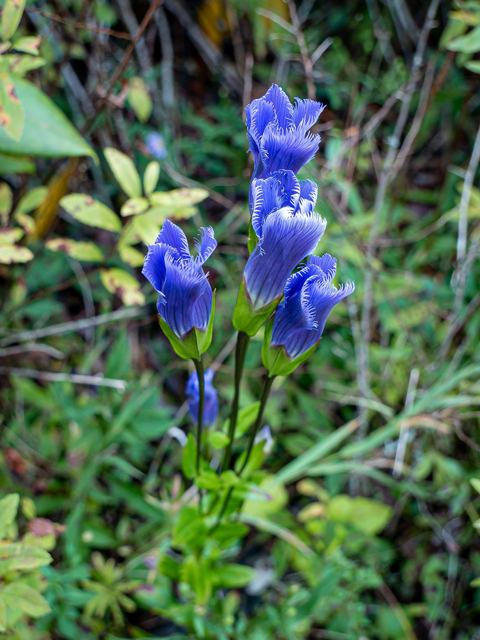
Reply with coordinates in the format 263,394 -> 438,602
1,0 -> 26,40
0,78 -> 95,159
143,161 -> 160,195
0,243 -> 33,263
120,197 -> 149,217
0,227 -> 22,243
0,74 -> 24,141
100,268 -> 145,306
118,244 -> 145,267
0,582 -> 51,618
104,147 -> 141,198
60,193 -> 121,232
0,495 -> 19,539
46,238 -> 104,262
127,77 -> 152,123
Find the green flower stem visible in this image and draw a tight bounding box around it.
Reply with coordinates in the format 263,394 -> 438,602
193,357 -> 205,477
221,331 -> 250,472
215,374 -> 276,525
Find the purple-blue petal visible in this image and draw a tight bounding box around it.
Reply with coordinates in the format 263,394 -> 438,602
194,227 -> 217,266
293,98 -> 326,133
142,242 -> 169,293
155,219 -> 191,262
265,84 -> 294,130
259,126 -> 320,178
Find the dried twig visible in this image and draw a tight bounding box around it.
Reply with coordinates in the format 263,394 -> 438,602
0,367 -> 127,391
25,6 -> 133,40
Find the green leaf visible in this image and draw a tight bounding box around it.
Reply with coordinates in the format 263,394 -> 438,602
118,243 -> 145,267
0,544 -> 52,576
5,53 -> 45,75
0,582 -> 51,618
208,431 -> 229,449
0,494 -> 19,539
45,238 -> 103,262
144,161 -> 160,195
262,317 -> 320,376
213,564 -> 256,588
0,78 -> 96,159
0,243 -> 33,263
60,193 -> 121,232
211,522 -> 249,547
233,278 -> 280,336
242,476 -> 288,517
1,0 -> 26,40
120,196 -> 149,217
276,420 -> 360,485
0,151 -> 33,174
0,73 -> 24,141
465,60 -> 480,73
100,268 -> 145,306
0,181 -> 12,217
181,555 -> 211,604
173,507 -> 207,551
127,77 -> 152,123
149,187 -> 208,208
104,147 -> 142,198
470,478 -> 480,494
222,401 -> 260,439
448,24 -> 480,53
182,434 -> 197,479
14,186 -> 47,214
131,212 -> 159,243
0,227 -> 23,243
12,36 -> 41,55
328,495 -> 393,536
0,599 -> 5,632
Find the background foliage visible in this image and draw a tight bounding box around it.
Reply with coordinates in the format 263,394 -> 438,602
1,0 -> 480,638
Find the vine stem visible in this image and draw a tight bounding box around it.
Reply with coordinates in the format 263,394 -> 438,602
220,331 -> 250,472
215,375 -> 276,525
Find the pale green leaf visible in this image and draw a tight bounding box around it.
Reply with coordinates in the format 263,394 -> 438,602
328,495 -> 392,536
127,77 -> 152,123
104,147 -> 141,198
0,543 -> 52,576
149,187 -> 209,208
213,564 -> 256,588
0,599 -> 5,632
120,197 -> 149,217
0,228 -> 23,243
143,161 -> 160,195
131,213 -> 158,243
0,582 -> 51,618
0,181 -> 12,217
0,243 -> 33,263
0,495 -> 19,539
0,152 -> 34,174
100,268 -> 145,306
118,244 -> 145,267
0,74 -> 24,141
14,186 -> 48,214
60,194 -> 121,232
45,238 -> 104,262
12,35 -> 41,55
1,0 -> 26,40
5,53 -> 46,75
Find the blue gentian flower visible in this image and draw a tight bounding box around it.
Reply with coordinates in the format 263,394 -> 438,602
271,254 -> 355,359
246,84 -> 325,183
243,170 -> 327,311
186,368 -> 219,428
142,219 -> 216,340
146,132 -> 168,159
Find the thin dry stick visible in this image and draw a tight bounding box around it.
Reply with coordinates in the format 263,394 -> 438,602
25,7 -> 133,40
0,367 -> 127,391
393,367 -> 420,476
0,307 -> 146,347
286,0 -> 315,100
453,122 -> 480,315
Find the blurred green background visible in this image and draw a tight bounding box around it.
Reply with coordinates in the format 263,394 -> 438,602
1,0 -> 480,638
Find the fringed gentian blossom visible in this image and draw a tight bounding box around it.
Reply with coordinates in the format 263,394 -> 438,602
186,368 -> 219,428
246,84 -> 325,185
242,170 -> 326,312
269,254 -> 355,364
142,219 -> 216,341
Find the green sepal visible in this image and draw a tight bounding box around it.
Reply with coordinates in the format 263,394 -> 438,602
158,292 -> 215,360
262,318 -> 320,376
233,278 -> 280,337
247,218 -> 258,254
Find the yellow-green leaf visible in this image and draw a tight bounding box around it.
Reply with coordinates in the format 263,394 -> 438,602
0,583 -> 51,618
0,181 -> 12,219
1,0 -> 26,41
127,77 -> 152,123
0,243 -> 33,263
0,74 -> 24,141
100,268 -> 145,306
150,187 -> 209,208
143,161 -> 160,196
14,186 -> 48,214
131,213 -> 159,243
12,35 -> 41,55
0,494 -> 19,539
120,197 -> 149,217
60,193 -> 121,232
104,147 -> 141,198
46,238 -> 104,262
14,212 -> 35,234
0,228 -> 22,243
118,244 -> 145,267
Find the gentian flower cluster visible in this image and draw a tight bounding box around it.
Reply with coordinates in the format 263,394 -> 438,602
142,83 -> 354,481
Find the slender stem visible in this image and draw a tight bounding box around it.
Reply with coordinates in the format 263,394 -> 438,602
238,375 -> 275,475
215,375 -> 276,525
193,358 -> 205,477
221,331 -> 250,472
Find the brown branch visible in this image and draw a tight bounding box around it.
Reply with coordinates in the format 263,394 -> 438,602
25,7 -> 133,40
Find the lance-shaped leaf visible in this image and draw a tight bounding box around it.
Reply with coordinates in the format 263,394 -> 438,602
60,194 -> 121,232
